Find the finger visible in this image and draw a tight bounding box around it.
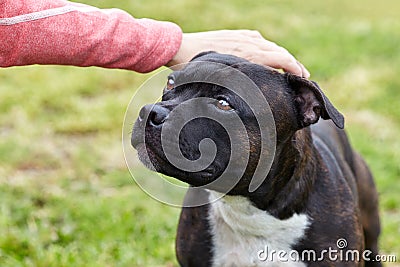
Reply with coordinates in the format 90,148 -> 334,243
245,37 -> 306,72
296,61 -> 311,78
247,37 -> 291,55
247,51 -> 303,76
249,48 -> 310,78
243,30 -> 263,39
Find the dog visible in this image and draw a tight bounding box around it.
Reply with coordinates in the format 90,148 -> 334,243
131,52 -> 381,266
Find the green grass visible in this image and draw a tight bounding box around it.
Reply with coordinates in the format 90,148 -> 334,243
1,0 -> 399,266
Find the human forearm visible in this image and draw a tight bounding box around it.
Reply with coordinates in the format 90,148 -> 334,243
0,0 -> 182,72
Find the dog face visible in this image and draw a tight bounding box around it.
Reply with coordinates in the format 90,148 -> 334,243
131,52 -> 344,194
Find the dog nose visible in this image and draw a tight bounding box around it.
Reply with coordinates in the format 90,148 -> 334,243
139,104 -> 169,126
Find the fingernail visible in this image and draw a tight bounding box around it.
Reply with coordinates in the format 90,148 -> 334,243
304,69 -> 311,78
296,61 -> 310,78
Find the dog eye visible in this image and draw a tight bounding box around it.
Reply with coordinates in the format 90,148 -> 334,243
166,77 -> 175,90
216,99 -> 233,111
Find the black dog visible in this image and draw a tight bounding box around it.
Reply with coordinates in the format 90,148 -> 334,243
131,52 -> 381,266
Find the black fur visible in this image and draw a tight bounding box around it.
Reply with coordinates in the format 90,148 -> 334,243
131,52 -> 381,267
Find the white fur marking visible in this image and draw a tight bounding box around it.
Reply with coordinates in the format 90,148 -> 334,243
208,191 -> 310,266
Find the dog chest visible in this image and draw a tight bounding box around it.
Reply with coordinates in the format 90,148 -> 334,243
207,191 -> 309,267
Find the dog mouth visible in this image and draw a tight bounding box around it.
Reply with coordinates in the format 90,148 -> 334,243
134,141 -> 165,172
130,111 -> 232,189
133,138 -> 219,186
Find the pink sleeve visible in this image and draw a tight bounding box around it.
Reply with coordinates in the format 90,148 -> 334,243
0,0 -> 183,73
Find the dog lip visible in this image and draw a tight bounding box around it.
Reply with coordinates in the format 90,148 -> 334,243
137,141 -> 166,164
131,122 -> 145,148
131,133 -> 143,149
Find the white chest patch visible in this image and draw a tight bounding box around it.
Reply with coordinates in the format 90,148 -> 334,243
207,191 -> 310,267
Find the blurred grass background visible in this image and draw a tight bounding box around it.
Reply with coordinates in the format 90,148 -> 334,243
0,0 -> 399,266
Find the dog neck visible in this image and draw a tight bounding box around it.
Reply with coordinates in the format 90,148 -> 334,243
207,190 -> 310,267
248,127 -> 318,219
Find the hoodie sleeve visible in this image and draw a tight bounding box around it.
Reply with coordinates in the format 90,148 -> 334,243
0,0 -> 183,73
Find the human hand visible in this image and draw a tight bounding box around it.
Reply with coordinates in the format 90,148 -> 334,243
166,30 -> 310,78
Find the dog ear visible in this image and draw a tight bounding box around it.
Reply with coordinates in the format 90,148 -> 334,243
287,73 -> 345,129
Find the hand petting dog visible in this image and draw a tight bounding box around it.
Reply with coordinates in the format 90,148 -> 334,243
166,30 -> 310,78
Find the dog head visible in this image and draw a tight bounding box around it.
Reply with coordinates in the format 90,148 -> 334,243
131,52 -> 344,194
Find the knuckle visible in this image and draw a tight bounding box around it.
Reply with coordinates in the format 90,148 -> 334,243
246,30 -> 263,38
252,30 -> 262,37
